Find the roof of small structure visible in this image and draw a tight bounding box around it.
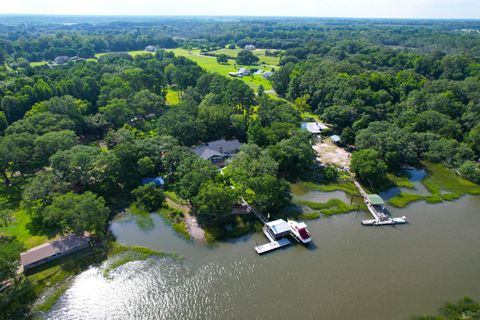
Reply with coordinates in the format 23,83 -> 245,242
265,219 -> 290,235
301,122 -> 328,134
20,235 -> 90,267
192,139 -> 241,160
330,135 -> 341,142
367,194 -> 385,205
142,177 -> 165,186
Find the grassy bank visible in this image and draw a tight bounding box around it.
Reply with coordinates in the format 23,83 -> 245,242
103,242 -> 177,277
388,162 -> 480,208
295,198 -> 362,217
290,180 -> 359,197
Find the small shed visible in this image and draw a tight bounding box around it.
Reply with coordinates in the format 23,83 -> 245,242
330,135 -> 341,143
367,194 -> 385,206
142,177 -> 165,187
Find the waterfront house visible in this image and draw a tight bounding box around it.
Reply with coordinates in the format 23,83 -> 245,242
20,235 -> 91,272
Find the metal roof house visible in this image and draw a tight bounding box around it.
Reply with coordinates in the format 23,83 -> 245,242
145,45 -> 157,52
366,194 -> 385,206
142,177 -> 165,187
301,122 -> 329,134
262,71 -> 274,78
20,235 -> 91,272
192,139 -> 242,163
244,44 -> 256,50
228,68 -> 251,78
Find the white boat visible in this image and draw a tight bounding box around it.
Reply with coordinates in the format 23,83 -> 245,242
361,219 -> 377,226
288,220 -> 312,244
374,219 -> 396,226
392,216 -> 407,224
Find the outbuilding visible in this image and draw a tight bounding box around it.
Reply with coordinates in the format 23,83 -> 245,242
20,235 -> 91,272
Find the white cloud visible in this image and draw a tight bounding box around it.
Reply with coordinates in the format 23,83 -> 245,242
1,0 -> 479,18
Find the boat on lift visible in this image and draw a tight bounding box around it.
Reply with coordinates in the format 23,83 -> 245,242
392,216 -> 407,224
288,220 -> 312,244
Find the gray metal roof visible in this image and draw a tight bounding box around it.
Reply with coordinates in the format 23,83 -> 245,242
192,139 -> 241,160
20,235 -> 90,267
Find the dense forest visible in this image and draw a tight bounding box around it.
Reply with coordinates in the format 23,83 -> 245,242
1,16 -> 480,318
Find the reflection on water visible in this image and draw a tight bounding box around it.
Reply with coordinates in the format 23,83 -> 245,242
44,182 -> 480,319
380,167 -> 430,201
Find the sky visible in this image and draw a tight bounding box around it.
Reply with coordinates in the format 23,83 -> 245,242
1,0 -> 480,19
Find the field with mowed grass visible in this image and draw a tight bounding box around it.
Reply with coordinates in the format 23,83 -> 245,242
208,48 -> 281,66
165,48 -> 274,91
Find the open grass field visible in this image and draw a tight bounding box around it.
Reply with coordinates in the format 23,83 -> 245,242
165,48 -> 274,91
208,48 -> 281,66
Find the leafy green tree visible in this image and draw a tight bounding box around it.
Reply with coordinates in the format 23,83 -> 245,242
43,191 -> 110,234
351,149 -> 388,185
23,172 -> 69,212
0,112 -> 7,134
0,133 -> 36,178
0,237 -> 23,282
216,54 -> 229,64
99,98 -> 133,128
235,50 -> 259,65
50,145 -> 120,190
131,184 -> 165,212
468,123 -> 480,156
130,89 -> 165,116
34,130 -> 78,167
0,238 -> 35,320
5,112 -> 76,136
249,174 -> 291,214
459,161 -> 480,184
193,181 -> 237,223
268,130 -> 315,174
175,156 -> 218,200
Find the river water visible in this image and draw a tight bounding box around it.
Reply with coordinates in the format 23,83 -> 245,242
44,185 -> 480,319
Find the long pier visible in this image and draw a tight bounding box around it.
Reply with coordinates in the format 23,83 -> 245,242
353,178 -> 407,226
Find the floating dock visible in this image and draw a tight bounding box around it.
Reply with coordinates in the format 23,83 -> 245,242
255,238 -> 291,254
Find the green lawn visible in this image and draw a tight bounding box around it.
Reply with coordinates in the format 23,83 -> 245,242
30,61 -> 49,67
209,48 -> 281,66
0,182 -> 51,249
165,48 -> 274,91
0,210 -> 49,249
166,88 -> 181,105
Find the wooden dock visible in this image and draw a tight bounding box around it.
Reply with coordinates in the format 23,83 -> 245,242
255,238 -> 291,254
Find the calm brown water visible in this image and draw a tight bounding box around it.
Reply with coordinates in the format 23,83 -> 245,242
43,193 -> 480,320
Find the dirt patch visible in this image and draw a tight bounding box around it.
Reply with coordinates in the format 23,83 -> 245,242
313,140 -> 351,169
165,198 -> 205,242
